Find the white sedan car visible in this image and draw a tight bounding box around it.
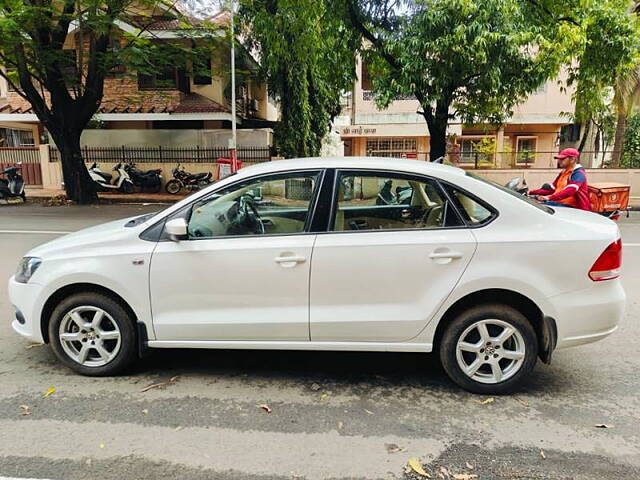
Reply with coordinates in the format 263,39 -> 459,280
9,158 -> 625,394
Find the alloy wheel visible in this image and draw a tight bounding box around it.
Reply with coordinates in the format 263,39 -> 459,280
455,319 -> 526,384
58,306 -> 121,367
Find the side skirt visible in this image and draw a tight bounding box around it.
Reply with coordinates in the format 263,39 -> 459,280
147,340 -> 433,353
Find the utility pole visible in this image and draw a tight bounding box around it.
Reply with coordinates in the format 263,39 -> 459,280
229,0 -> 239,172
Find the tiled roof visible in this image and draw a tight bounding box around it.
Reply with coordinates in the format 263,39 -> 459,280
129,15 -> 200,30
173,93 -> 229,113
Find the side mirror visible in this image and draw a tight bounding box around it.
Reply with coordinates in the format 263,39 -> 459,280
165,218 -> 188,241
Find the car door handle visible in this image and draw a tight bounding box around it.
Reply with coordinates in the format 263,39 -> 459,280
429,251 -> 463,260
274,255 -> 307,264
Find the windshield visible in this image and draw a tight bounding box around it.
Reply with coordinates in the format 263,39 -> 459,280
465,171 -> 554,214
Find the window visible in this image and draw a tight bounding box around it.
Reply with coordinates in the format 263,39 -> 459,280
361,61 -> 373,91
459,138 -> 493,164
193,57 -> 212,85
331,172 -> 461,232
187,171 -> 321,238
516,137 -> 537,165
366,138 -> 417,158
443,186 -> 494,225
0,128 -> 34,147
138,66 -> 178,90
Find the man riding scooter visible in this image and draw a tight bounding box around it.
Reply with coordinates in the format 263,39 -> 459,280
528,148 -> 591,210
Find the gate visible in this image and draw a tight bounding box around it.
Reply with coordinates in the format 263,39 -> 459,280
0,147 -> 42,186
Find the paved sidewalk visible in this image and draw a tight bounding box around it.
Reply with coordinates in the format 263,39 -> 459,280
26,187 -> 185,204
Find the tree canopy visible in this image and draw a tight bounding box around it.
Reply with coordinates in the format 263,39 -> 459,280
240,0 -> 358,158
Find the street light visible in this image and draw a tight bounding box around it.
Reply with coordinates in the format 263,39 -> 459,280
228,0 -> 238,172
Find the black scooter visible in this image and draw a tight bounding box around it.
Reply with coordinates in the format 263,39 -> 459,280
125,162 -> 163,193
0,165 -> 26,203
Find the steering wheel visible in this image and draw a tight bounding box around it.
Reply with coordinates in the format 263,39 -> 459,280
239,195 -> 265,234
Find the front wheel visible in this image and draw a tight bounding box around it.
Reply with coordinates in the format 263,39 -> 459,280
439,304 -> 538,395
48,292 -> 138,376
165,179 -> 182,194
121,181 -> 134,194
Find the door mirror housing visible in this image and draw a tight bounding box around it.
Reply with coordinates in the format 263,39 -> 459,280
165,218 -> 188,241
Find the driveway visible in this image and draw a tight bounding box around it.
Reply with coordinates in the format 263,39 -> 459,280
0,203 -> 639,480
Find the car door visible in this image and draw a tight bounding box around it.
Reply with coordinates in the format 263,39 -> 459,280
150,170 -> 323,341
310,170 -> 486,343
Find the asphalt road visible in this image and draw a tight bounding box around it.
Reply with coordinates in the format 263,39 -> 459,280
0,203 -> 639,480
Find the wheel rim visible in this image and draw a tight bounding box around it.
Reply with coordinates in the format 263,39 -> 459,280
167,182 -> 180,194
58,306 -> 121,367
455,319 -> 526,384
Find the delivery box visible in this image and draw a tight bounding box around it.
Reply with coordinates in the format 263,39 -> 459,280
588,182 -> 630,213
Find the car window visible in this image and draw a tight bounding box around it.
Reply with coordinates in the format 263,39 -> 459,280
188,171 -> 321,238
331,172 -> 461,231
444,186 -> 494,225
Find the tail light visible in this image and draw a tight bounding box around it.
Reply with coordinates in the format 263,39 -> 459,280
589,239 -> 622,281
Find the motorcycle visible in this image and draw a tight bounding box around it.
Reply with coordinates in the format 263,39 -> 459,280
0,164 -> 26,203
504,177 -> 623,221
165,163 -> 213,195
88,162 -> 135,193
124,162 -> 163,193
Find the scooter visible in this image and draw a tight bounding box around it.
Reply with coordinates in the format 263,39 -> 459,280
165,163 -> 213,194
124,162 -> 163,193
88,162 -> 135,193
376,179 -> 413,206
505,177 -> 623,221
0,164 -> 26,203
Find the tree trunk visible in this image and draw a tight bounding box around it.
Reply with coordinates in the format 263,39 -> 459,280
423,99 -> 449,162
611,112 -> 627,168
49,128 -> 97,204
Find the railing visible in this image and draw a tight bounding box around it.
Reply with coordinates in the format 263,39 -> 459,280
0,146 -> 41,164
49,146 -> 272,166
362,90 -> 416,101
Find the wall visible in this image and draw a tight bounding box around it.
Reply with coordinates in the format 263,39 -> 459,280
76,128 -> 272,148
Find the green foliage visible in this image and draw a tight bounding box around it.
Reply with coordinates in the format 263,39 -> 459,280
240,0 -> 358,158
622,113 -> 640,167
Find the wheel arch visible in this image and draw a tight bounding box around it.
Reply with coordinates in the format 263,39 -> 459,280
433,288 -> 557,363
40,283 -> 139,344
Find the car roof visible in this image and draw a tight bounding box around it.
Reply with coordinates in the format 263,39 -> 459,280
234,157 -> 466,179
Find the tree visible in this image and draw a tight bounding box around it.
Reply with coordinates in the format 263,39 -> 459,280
344,0 -> 559,161
0,0 -> 219,203
240,0 -> 358,158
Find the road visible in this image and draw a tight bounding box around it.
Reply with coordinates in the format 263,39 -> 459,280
0,203 -> 639,480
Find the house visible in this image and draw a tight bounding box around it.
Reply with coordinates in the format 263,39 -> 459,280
340,56 -> 576,168
0,7 -> 277,149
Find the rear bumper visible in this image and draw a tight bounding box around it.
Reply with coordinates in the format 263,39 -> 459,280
8,276 -> 45,343
548,280 -> 625,350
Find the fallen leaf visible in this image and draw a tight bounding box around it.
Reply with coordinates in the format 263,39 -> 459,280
175,426 -> 183,431
258,404 -> 272,414
142,408 -> 149,415
540,449 -> 546,459
473,397 -> 495,405
514,397 -> 529,407
337,421 -> 343,430
19,405 -> 31,416
364,409 -> 374,415
320,391 -> 330,400
385,443 -> 405,454
25,343 -> 44,349
43,387 -> 56,398
140,376 -> 179,393
595,424 -> 613,429
453,474 -> 478,480
99,443 -> 105,449
408,458 -> 431,478
465,462 -> 474,470
310,383 -> 321,391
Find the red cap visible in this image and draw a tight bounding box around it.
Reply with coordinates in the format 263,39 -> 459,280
554,148 -> 580,159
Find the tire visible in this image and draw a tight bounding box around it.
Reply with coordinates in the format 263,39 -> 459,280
165,179 -> 182,195
48,292 -> 138,376
439,304 -> 538,395
20,192 -> 26,202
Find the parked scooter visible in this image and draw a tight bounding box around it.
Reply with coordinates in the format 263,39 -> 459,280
88,162 -> 135,193
0,164 -> 26,202
376,179 -> 413,206
124,162 -> 163,193
165,163 -> 213,194
505,177 -> 623,221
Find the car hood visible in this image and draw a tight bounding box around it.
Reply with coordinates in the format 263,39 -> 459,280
27,215 -> 145,258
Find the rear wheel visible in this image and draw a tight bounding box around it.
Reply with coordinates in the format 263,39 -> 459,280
48,292 -> 137,376
439,304 -> 538,394
165,179 -> 182,194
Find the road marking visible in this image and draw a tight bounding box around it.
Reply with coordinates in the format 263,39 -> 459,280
624,243 -> 640,247
0,230 -> 72,235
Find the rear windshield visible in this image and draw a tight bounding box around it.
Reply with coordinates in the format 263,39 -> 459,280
465,171 -> 554,214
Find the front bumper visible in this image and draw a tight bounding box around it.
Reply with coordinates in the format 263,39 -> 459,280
8,275 -> 45,343
549,280 -> 625,350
